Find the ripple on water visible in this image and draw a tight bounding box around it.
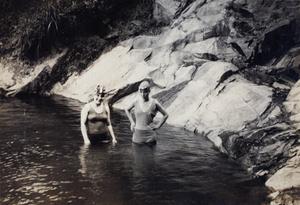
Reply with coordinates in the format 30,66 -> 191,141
0,97 -> 270,205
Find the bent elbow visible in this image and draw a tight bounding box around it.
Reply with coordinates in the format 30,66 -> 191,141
165,114 -> 169,120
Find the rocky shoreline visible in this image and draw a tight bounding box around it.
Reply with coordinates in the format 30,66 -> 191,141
1,0 -> 300,204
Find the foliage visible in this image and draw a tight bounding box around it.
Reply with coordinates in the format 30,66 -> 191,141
1,0 -> 107,60
0,0 -> 157,62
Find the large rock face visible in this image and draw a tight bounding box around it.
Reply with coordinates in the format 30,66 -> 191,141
265,81 -> 300,204
1,0 -> 300,203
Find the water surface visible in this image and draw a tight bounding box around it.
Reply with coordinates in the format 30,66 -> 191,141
0,96 -> 270,204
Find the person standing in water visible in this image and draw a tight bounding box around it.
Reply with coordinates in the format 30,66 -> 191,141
81,85 -> 117,145
125,80 -> 169,144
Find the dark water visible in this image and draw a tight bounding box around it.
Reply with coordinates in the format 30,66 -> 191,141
0,96 -> 270,205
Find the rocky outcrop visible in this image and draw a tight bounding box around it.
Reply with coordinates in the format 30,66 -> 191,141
264,81 -> 300,205
153,0 -> 188,24
1,0 -> 300,203
0,0 -> 159,97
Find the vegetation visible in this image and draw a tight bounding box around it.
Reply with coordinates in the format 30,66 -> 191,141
0,0 -> 158,62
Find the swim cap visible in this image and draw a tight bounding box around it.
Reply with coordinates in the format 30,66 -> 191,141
139,81 -> 150,89
94,85 -> 106,95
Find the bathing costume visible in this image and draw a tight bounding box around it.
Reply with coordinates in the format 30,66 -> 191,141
133,99 -> 157,144
87,104 -> 111,143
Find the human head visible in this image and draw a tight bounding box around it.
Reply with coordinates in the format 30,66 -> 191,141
139,81 -> 151,100
94,85 -> 106,105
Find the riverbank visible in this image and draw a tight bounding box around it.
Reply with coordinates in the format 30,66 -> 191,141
1,1 -> 300,204
265,81 -> 300,205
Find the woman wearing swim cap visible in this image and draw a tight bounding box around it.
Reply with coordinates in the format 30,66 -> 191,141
81,85 -> 117,145
125,80 -> 169,144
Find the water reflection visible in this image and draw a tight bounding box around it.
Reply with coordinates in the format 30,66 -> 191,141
78,144 -> 89,176
132,143 -> 157,177
0,96 -> 270,205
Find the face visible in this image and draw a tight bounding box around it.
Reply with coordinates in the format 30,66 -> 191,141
139,87 -> 150,99
94,92 -> 105,105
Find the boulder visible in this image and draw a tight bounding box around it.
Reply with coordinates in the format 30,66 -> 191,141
285,80 -> 300,129
266,145 -> 300,205
1,0 -> 300,201
153,0 -> 187,24
264,78 -> 300,204
266,158 -> 300,191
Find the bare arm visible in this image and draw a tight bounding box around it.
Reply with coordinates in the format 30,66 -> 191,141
104,103 -> 117,144
125,101 -> 136,132
153,100 -> 168,130
81,104 -> 91,145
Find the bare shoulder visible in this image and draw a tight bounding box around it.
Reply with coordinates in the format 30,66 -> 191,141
129,97 -> 138,107
82,103 -> 91,112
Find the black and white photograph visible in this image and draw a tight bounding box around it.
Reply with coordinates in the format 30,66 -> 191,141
0,0 -> 299,204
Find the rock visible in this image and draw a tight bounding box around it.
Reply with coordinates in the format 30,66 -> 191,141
0,62 -> 16,89
165,62 -> 235,126
183,37 -> 236,61
153,0 -> 187,24
265,78 -> 300,202
266,162 -> 300,191
184,77 -> 272,134
173,65 -> 196,85
51,43 -> 157,102
269,191 -> 280,199
275,47 -> 300,68
180,18 -> 207,35
132,36 -> 157,49
1,0 -> 300,201
253,19 -> 299,66
1,52 -> 65,97
25,65 -> 52,91
195,0 -> 230,24
156,27 -> 187,46
285,80 -> 300,128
